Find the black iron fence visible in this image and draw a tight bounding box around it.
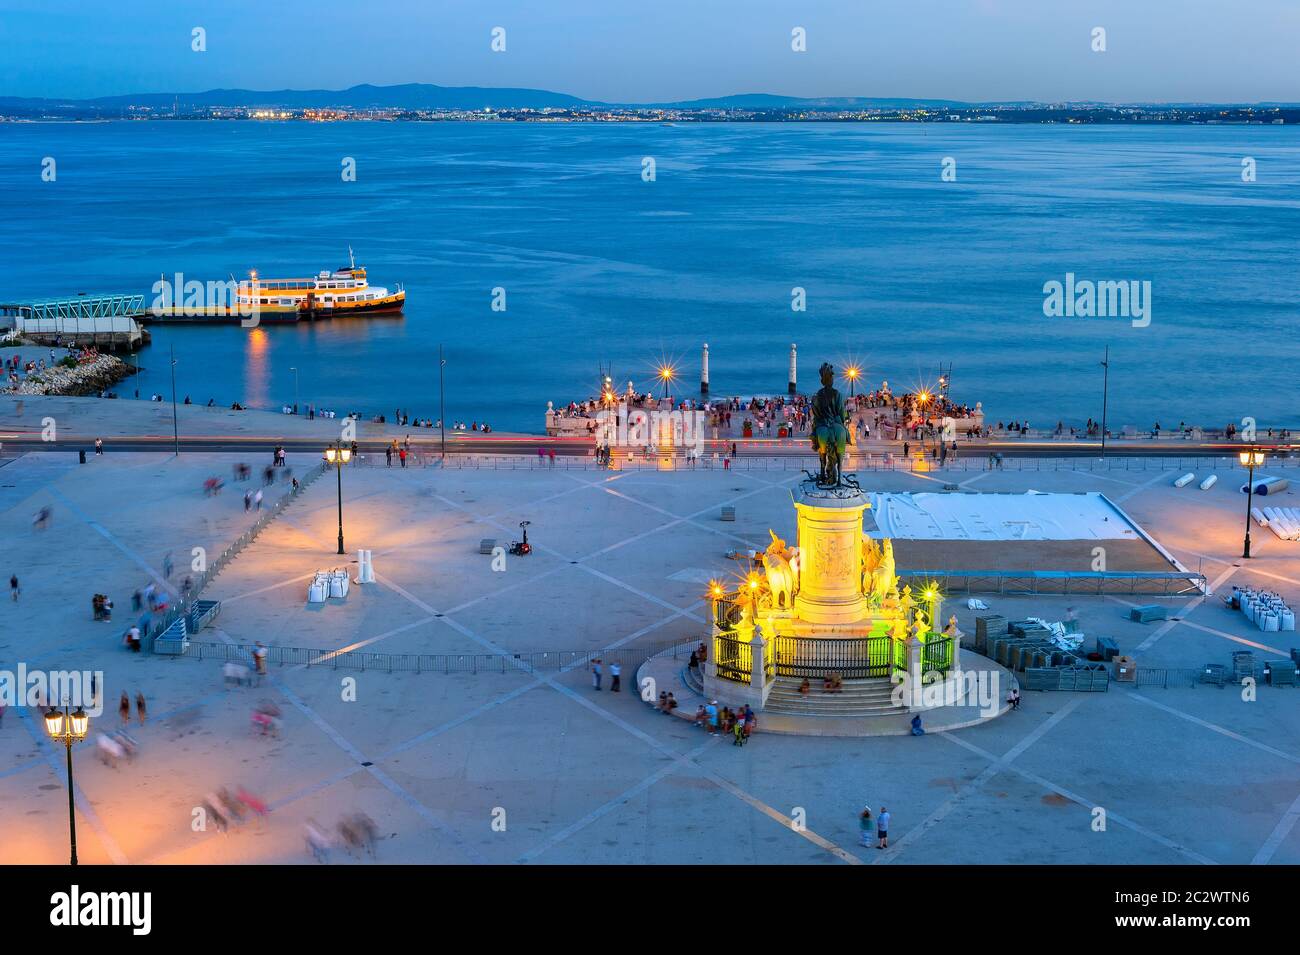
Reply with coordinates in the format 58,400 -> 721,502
921,635 -> 955,675
770,635 -> 893,680
714,633 -> 753,683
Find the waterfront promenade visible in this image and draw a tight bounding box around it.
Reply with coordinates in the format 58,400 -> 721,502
2,394 -> 1298,865
4,395 -> 1295,461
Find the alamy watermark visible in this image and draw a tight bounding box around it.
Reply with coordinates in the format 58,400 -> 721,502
151,272 -> 261,327
0,664 -> 104,716
891,665 -> 1001,718
594,402 -> 706,456
1042,272 -> 1151,328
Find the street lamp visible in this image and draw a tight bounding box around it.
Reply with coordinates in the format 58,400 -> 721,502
44,704 -> 89,865
845,365 -> 860,397
1239,449 -> 1266,558
658,366 -> 675,401
169,344 -> 179,455
1099,346 -> 1110,458
324,443 -> 352,555
290,366 -> 299,414
439,344 -> 446,461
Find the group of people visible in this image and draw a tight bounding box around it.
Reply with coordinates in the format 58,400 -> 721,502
858,805 -> 891,849
797,672 -> 844,694
694,700 -> 757,745
91,592 -> 114,621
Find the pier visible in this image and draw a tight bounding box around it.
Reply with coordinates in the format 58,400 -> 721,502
0,294 -> 148,351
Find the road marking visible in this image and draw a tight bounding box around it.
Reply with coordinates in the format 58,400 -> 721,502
1125,693 -> 1300,765
950,730 -> 1218,865
1135,563 -> 1238,652
1252,789 -> 1300,865
879,699 -> 1082,864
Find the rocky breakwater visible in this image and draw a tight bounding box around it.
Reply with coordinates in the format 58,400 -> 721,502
5,354 -> 136,397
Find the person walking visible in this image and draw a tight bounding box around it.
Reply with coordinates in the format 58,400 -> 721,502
877,807 -> 891,849
385,445 -> 392,467
609,661 -> 621,693
134,691 -> 147,725
591,658 -> 602,691
858,806 -> 876,848
9,574 -> 17,602
94,438 -> 103,456
399,447 -> 407,468
705,700 -> 719,736
118,692 -> 130,727
244,490 -> 252,512
253,488 -> 263,510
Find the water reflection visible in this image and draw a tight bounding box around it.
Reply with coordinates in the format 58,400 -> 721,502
243,327 -> 270,409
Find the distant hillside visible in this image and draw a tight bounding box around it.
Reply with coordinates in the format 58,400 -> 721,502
0,83 -> 1289,116
0,82 -> 600,113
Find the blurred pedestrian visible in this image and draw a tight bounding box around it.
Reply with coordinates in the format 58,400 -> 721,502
118,691 -> 130,726
134,691 -> 147,725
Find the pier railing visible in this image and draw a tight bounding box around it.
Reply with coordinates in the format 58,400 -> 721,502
144,462 -> 328,650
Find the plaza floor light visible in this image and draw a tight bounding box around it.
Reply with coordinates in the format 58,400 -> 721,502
1239,448 -> 1266,558
324,443 -> 352,555
44,704 -> 90,865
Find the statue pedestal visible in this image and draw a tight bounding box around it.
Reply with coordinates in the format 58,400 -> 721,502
793,483 -> 869,626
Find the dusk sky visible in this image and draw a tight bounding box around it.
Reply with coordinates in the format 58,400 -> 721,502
2,0 -> 1298,103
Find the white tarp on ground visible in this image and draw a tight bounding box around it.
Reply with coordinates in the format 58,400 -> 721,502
866,491 -> 1140,541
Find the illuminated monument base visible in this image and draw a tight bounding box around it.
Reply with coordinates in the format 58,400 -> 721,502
703,481 -> 957,712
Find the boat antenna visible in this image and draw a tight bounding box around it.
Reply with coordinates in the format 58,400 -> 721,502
349,246 -> 355,270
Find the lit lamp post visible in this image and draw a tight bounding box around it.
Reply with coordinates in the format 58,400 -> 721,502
1239,449 -> 1266,559
44,704 -> 89,865
845,365 -> 860,397
659,366 -> 675,402
324,443 -> 352,555
917,390 -> 932,448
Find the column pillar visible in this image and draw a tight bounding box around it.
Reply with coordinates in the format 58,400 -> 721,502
906,635 -> 923,709
700,343 -> 710,395
788,343 -> 797,395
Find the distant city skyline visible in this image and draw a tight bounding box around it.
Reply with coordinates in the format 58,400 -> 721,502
2,0 -> 1298,104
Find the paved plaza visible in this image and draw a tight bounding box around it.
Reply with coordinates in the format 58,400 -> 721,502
2,433 -> 1299,865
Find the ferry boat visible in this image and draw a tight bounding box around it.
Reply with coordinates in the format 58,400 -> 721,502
236,250 -> 405,320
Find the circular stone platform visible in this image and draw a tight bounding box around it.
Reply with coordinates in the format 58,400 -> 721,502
636,646 -> 1015,738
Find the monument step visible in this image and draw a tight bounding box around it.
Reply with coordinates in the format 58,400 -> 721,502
766,699 -> 905,716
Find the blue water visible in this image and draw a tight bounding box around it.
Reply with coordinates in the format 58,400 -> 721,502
1,120 -> 1297,432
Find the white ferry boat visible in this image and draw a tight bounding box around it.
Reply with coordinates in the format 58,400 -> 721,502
236,250 -> 405,321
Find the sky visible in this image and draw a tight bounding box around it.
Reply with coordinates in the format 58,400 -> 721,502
1,0 -> 1298,103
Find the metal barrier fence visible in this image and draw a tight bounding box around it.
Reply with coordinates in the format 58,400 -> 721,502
437,452 -> 1299,474
1132,667 -> 1225,689
184,638 -> 696,675
898,570 -> 1205,597
144,462 -> 328,650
